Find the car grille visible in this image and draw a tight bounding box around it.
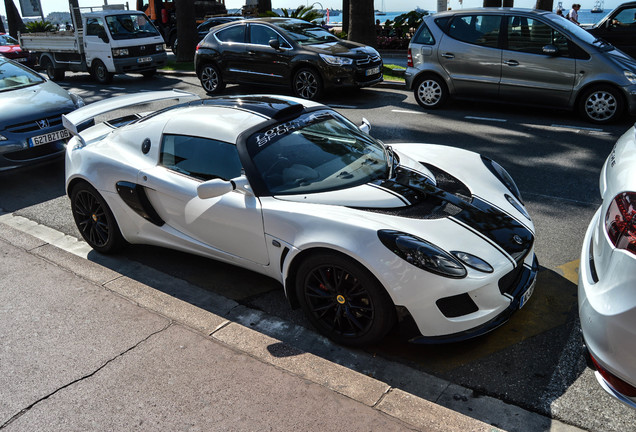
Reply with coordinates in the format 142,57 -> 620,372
356,54 -> 381,65
5,114 -> 65,134
498,245 -> 533,296
123,44 -> 158,57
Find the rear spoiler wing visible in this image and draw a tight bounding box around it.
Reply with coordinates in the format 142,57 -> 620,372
62,90 -> 201,144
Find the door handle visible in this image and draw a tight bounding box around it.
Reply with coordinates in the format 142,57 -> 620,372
248,50 -> 256,55
441,52 -> 455,59
504,60 -> 519,66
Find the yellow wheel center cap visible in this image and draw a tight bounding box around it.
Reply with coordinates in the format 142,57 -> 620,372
336,295 -> 346,304
91,214 -> 98,222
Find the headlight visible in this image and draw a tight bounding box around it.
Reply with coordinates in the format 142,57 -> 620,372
112,48 -> 129,57
70,93 -> 85,108
319,53 -> 353,66
625,70 -> 636,84
0,134 -> 7,141
156,43 -> 165,52
481,156 -> 523,203
378,230 -> 467,278
506,194 -> 530,220
451,251 -> 493,273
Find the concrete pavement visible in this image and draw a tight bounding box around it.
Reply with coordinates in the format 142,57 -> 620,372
0,210 -> 587,431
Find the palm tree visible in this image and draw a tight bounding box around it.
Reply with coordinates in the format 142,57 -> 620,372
348,0 -> 374,46
279,6 -> 323,22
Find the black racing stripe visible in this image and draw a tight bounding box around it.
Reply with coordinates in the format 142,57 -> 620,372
368,183 -> 410,205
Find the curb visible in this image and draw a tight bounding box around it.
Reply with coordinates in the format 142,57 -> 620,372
0,213 -> 586,432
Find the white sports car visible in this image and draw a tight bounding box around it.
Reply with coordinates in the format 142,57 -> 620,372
579,124 -> 636,409
63,90 -> 537,346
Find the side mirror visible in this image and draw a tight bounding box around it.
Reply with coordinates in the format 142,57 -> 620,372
359,117 -> 371,134
542,44 -> 558,56
197,175 -> 251,199
269,39 -> 280,50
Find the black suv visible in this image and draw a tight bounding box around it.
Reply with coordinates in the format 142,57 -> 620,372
194,18 -> 383,100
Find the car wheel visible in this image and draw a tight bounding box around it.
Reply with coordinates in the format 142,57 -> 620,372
91,60 -> 113,84
578,85 -> 624,124
199,63 -> 225,94
172,39 -> 178,57
168,33 -> 177,50
295,252 -> 396,346
142,69 -> 157,79
70,182 -> 124,254
293,68 -> 323,100
41,57 -> 65,81
414,75 -> 448,109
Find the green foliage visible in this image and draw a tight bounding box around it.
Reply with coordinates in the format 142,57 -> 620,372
279,5 -> 324,22
259,10 -> 279,17
392,10 -> 428,37
24,20 -> 57,33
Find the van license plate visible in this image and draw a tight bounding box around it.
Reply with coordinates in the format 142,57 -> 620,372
137,57 -> 152,63
29,129 -> 70,147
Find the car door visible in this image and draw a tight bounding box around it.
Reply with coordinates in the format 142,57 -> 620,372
437,14 -> 503,98
596,5 -> 636,58
499,15 -> 576,106
244,23 -> 293,85
139,133 -> 269,265
213,24 -> 249,81
84,16 -> 114,71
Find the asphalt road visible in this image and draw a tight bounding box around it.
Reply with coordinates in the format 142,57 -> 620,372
2,71 -> 635,432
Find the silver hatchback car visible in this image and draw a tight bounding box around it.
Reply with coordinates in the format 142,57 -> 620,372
404,8 -> 636,124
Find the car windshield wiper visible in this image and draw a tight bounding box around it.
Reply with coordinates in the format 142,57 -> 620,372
384,145 -> 397,179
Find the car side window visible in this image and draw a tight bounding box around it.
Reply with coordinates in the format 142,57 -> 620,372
610,7 -> 636,29
215,25 -> 245,43
507,16 -> 570,57
249,24 -> 291,48
86,17 -> 106,36
412,23 -> 435,45
160,134 -> 242,181
447,15 -> 501,48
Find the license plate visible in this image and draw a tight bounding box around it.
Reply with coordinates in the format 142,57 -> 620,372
29,129 -> 70,147
519,280 -> 536,309
137,57 -> 152,63
366,66 -> 380,76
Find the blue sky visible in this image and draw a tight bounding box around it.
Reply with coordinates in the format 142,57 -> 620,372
1,0 -> 622,19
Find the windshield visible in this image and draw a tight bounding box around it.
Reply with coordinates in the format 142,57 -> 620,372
276,22 -> 339,45
0,34 -> 18,45
247,110 -> 388,195
106,13 -> 160,40
0,59 -> 44,92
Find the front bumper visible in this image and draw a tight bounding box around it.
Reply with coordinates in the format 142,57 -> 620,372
578,206 -> 636,409
409,254 -> 538,344
321,61 -> 383,89
113,52 -> 167,73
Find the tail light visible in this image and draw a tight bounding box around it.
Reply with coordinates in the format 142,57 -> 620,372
590,354 -> 636,397
195,43 -> 201,52
407,48 -> 413,68
605,192 -> 636,255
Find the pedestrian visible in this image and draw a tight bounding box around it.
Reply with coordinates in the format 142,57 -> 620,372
567,4 -> 580,25
556,9 -> 564,17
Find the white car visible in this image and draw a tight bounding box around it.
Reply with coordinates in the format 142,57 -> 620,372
579,124 -> 636,408
63,90 -> 537,346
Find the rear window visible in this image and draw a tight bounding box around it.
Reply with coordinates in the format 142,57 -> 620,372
412,23 -> 435,45
215,25 -> 245,43
446,15 -> 501,48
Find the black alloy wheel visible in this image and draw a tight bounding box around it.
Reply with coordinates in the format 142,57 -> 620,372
293,68 -> 323,100
295,252 -> 395,346
71,182 -> 124,254
200,63 -> 225,94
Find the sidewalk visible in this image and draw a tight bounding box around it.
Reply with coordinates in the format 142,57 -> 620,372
0,216 -> 501,431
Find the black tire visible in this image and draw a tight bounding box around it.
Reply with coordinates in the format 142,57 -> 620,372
70,182 -> 124,254
168,33 -> 177,50
41,56 -> 65,81
142,69 -> 157,79
578,85 -> 624,124
292,67 -> 323,100
295,252 -> 396,346
91,60 -> 114,84
414,74 -> 448,109
172,38 -> 178,57
199,63 -> 225,94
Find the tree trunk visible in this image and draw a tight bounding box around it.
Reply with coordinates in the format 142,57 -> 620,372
175,0 -> 196,62
503,0 -> 515,6
4,0 -> 24,38
534,0 -> 553,11
348,0 -> 375,47
0,16 -> 5,33
257,0 -> 271,14
342,0 -> 349,35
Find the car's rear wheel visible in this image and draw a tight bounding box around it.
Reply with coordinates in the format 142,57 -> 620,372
293,68 -> 323,100
91,60 -> 114,84
41,56 -> 65,81
70,182 -> 124,254
578,85 -> 624,124
414,74 -> 448,109
295,252 -> 396,346
199,63 -> 225,94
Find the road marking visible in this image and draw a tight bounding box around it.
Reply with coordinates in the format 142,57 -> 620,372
391,109 -> 424,115
465,116 -> 507,122
551,124 -> 604,132
557,259 -> 580,284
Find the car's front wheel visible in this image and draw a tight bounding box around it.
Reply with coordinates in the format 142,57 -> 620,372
91,60 -> 114,84
199,63 -> 225,94
578,85 -> 624,124
293,68 -> 323,100
414,74 -> 448,109
70,182 -> 124,254
295,252 -> 396,346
